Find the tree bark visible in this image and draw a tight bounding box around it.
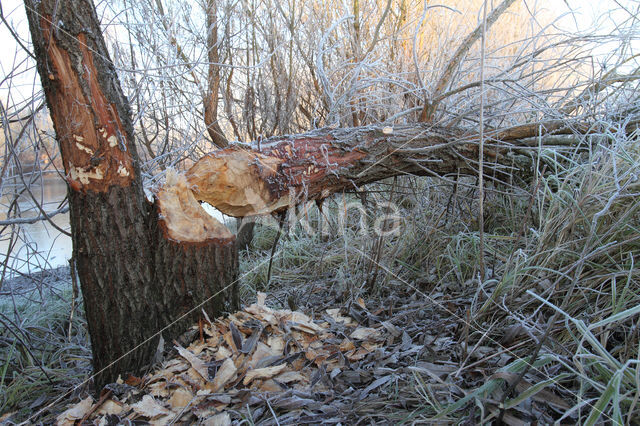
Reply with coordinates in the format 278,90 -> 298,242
25,0 -> 237,391
182,123 -> 552,217
204,0 -> 228,148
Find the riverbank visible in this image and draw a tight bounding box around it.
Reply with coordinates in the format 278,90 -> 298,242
0,265 -> 71,299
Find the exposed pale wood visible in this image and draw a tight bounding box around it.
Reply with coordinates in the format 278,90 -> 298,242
159,121 -> 595,219
40,22 -> 135,192
156,171 -> 232,242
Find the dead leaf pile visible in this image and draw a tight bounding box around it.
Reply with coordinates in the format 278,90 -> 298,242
56,293 -> 392,425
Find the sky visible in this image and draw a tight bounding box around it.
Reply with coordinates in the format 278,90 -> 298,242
0,0 -> 637,113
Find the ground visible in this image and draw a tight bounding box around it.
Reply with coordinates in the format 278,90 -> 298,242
0,261 -> 571,424
1,161 -> 639,423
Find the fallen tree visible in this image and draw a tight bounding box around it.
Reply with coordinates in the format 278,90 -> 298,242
160,120 -> 594,220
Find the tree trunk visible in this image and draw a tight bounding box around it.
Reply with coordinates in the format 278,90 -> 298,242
25,0 -> 237,391
182,123 -> 556,217
204,0 -> 228,149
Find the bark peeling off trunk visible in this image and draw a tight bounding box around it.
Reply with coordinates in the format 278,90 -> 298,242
181,125 -> 481,217
40,17 -> 135,192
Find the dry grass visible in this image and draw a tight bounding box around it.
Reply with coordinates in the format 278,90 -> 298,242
237,120 -> 640,423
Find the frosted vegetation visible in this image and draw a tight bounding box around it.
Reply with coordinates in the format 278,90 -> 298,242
1,0 -> 639,423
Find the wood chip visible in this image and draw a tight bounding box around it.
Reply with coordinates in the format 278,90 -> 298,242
131,395 -> 171,418
56,396 -> 94,425
168,387 -> 194,410
209,358 -> 237,392
350,327 -> 380,340
203,412 -> 231,426
243,364 -> 288,385
175,344 -> 209,381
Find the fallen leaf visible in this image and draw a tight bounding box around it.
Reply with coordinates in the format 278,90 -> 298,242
215,345 -> 232,360
243,364 -> 288,385
275,370 -> 308,384
289,321 -> 324,334
345,347 -> 370,361
326,308 -> 353,324
245,304 -> 277,325
188,340 -> 209,355
229,321 -> 244,351
339,338 -> 355,351
379,321 -> 401,337
131,395 -> 170,418
148,381 -> 169,398
175,344 -> 209,381
125,375 -> 143,386
56,396 -> 94,425
95,399 -> 125,416
267,335 -> 285,354
150,415 -> 173,426
350,327 -> 380,340
249,341 -> 277,368
361,341 -> 381,352
168,387 -> 194,410
260,379 -> 283,392
209,358 -> 237,392
359,375 -> 393,400
203,412 -> 231,426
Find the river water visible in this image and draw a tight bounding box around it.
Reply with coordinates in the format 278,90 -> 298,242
0,178 -> 72,277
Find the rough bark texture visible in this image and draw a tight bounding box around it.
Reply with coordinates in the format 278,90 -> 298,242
68,188 -> 157,386
152,171 -> 239,333
151,205 -> 238,339
204,0 -> 228,148
25,0 -> 237,390
184,124 -> 538,217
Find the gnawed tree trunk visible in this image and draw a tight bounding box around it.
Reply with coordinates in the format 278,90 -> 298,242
176,123 -> 566,217
25,0 -> 237,391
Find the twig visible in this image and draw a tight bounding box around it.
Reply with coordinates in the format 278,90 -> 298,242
266,211 -> 286,287
478,0 -> 488,281
68,256 -> 79,341
0,206 -> 70,226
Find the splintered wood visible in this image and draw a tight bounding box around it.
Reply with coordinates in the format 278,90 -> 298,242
40,19 -> 135,193
57,294 -> 387,425
155,170 -> 233,242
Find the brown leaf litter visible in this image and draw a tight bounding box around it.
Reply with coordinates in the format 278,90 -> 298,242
56,293 -> 389,425
54,289 -> 574,425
